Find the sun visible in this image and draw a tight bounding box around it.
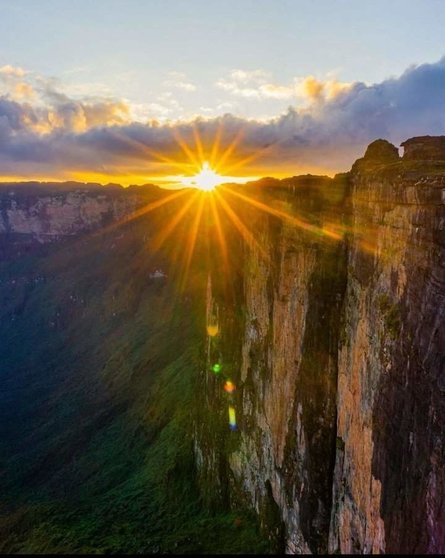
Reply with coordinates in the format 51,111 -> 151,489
182,161 -> 224,191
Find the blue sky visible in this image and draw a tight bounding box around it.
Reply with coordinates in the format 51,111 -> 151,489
2,0 -> 445,120
1,1 -> 445,183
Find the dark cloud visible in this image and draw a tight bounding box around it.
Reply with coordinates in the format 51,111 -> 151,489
1,58 -> 445,180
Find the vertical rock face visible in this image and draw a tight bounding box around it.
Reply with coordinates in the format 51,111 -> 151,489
0,182 -> 158,247
401,135 -> 445,161
330,157 -> 445,554
196,177 -> 349,553
195,138 -> 445,554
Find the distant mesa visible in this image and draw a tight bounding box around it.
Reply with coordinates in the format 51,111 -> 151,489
245,176 -> 281,188
400,135 -> 445,160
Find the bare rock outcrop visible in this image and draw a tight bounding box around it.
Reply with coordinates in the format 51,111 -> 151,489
352,139 -> 400,172
401,135 -> 445,160
195,136 -> 445,554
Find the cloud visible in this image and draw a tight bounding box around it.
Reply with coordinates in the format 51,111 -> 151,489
216,69 -> 353,103
0,65 -> 26,78
0,67 -> 133,135
163,71 -> 197,92
216,69 -> 296,99
230,69 -> 269,83
296,75 -> 354,102
0,64 -> 36,100
0,93 -> 131,135
2,58 -> 445,181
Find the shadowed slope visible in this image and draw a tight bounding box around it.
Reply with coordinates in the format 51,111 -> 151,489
0,199 -> 269,554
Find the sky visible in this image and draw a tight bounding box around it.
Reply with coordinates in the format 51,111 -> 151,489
1,0 -> 445,184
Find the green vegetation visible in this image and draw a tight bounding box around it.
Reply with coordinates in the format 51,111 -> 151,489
0,214 -> 269,553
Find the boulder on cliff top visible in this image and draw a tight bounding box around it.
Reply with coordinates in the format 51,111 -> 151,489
352,139 -> 400,172
363,139 -> 400,163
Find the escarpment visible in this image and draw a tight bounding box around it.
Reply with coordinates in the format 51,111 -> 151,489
331,141 -> 445,554
195,137 -> 445,554
0,182 -> 163,257
196,174 -> 350,553
1,136 -> 444,554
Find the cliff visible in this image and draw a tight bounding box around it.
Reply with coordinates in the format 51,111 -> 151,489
401,135 -> 445,161
195,137 -> 445,554
0,182 -> 164,258
331,144 -> 445,554
1,137 -> 444,554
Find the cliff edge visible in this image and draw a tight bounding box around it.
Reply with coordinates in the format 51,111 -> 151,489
196,136 -> 445,554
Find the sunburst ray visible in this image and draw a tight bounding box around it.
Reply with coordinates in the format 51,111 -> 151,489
214,189 -> 269,259
179,194 -> 206,291
172,127 -> 202,171
222,137 -> 284,176
213,127 -> 245,173
192,123 -> 206,165
96,188 -> 189,237
107,128 -> 192,174
221,186 -> 343,241
209,194 -> 230,273
209,121 -> 224,169
150,190 -> 200,253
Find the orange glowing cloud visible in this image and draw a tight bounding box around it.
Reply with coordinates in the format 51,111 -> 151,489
1,59 -> 445,184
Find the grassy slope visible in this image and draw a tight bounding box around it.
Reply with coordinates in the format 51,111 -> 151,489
0,205 -> 269,554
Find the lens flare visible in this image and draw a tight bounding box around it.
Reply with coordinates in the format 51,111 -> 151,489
224,380 -> 236,393
207,324 -> 219,337
228,405 -> 237,430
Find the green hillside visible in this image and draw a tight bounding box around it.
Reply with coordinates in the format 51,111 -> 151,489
0,200 -> 268,554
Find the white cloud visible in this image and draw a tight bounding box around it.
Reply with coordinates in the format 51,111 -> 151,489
163,71 -> 197,92
230,69 -> 269,83
0,65 -> 26,78
0,64 -> 36,99
216,68 -> 353,103
216,68 -> 296,100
